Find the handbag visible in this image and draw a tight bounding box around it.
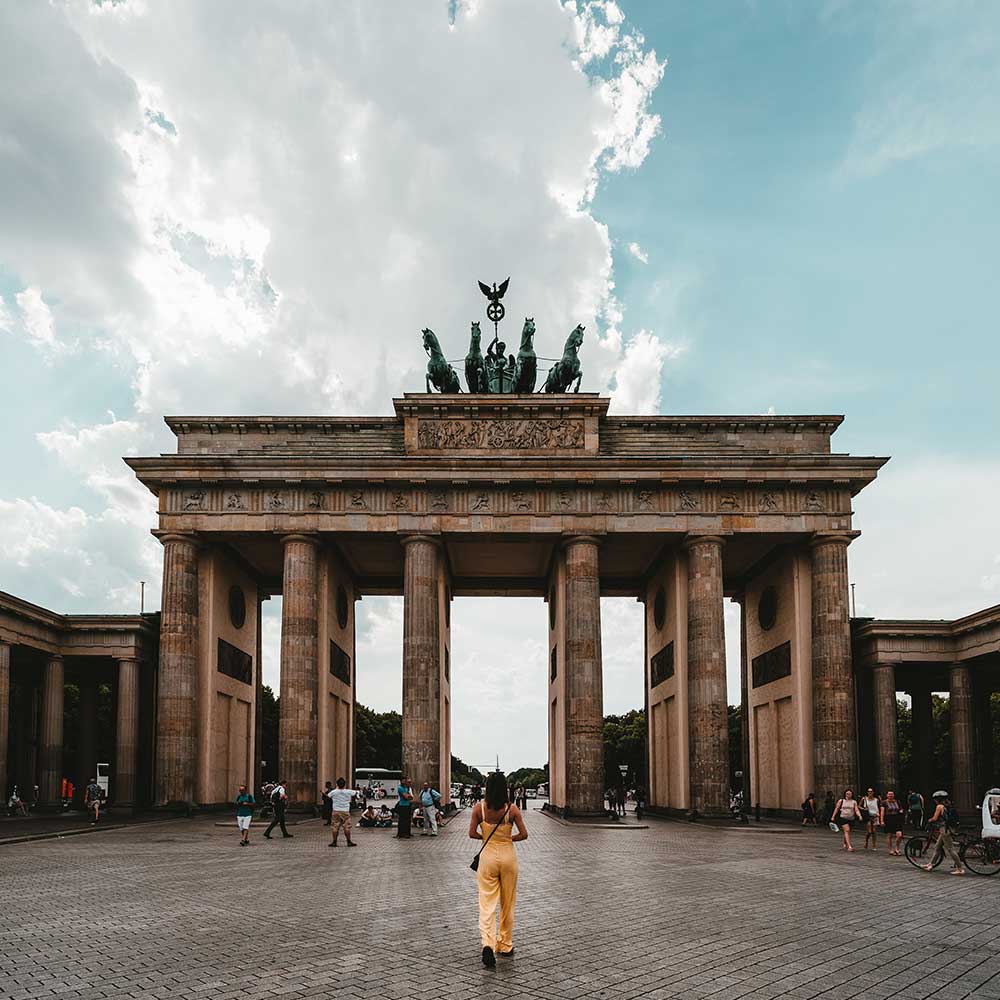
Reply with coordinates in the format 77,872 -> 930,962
471,802 -> 511,872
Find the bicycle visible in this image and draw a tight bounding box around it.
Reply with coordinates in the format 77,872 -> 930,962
960,836 -> 1000,876
905,827 -> 973,870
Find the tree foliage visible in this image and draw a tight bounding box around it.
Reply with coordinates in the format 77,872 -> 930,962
602,709 -> 646,788
354,704 -> 402,770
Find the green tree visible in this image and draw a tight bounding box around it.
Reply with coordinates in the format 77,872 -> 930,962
507,764 -> 548,789
602,709 -> 646,788
451,755 -> 486,786
354,704 -> 402,769
260,685 -> 279,780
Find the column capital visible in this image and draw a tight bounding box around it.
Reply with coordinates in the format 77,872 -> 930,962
282,532 -> 321,547
560,533 -> 603,550
681,532 -> 727,551
116,656 -> 141,667
46,653 -> 64,664
399,532 -> 443,550
156,531 -> 201,549
808,530 -> 860,550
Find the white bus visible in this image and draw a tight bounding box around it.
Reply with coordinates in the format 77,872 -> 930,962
355,767 -> 401,799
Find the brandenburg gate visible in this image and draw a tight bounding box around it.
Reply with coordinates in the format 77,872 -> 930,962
127,392 -> 887,817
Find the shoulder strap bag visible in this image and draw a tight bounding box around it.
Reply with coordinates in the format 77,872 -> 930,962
471,802 -> 511,872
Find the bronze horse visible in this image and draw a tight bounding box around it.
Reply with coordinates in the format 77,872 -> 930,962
542,324 -> 585,393
422,328 -> 461,393
464,321 -> 486,393
514,317 -> 537,393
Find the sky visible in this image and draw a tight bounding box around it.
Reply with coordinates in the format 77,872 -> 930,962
1,1 -> 998,770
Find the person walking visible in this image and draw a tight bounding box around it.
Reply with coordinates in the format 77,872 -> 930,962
321,781 -> 334,826
881,789 -> 904,856
84,776 -> 103,825
606,786 -> 617,817
907,789 -> 925,830
801,793 -> 818,826
833,788 -> 862,852
327,777 -> 358,847
419,781 -> 442,836
469,772 -> 528,968
234,784 -> 255,846
922,790 -> 965,875
635,786 -> 646,821
618,785 -> 627,817
860,787 -> 881,850
395,777 -> 414,839
264,780 -> 293,839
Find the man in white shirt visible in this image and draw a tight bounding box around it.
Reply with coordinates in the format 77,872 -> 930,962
419,782 -> 442,836
328,777 -> 359,847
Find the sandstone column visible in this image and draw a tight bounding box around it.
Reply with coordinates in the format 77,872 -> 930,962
563,535 -> 605,815
155,533 -> 200,806
0,642 -> 10,801
116,659 -> 140,808
280,534 -> 320,809
401,534 -> 441,793
975,685 -> 994,792
683,534 -> 729,817
810,534 -> 857,796
950,663 -> 975,813
872,663 -> 899,793
76,676 -> 98,805
910,683 -> 933,797
39,654 -> 64,805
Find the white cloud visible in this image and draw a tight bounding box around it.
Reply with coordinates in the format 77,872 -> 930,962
627,241 -> 648,264
607,329 -> 679,415
851,457 -> 1000,619
14,288 -> 65,358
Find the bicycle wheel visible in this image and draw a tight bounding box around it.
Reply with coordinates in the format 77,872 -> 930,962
962,838 -> 1000,876
905,836 -> 940,869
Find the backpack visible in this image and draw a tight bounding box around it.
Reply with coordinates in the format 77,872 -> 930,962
270,787 -> 283,805
946,803 -> 960,829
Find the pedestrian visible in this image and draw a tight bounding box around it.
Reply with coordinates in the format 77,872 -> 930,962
606,786 -> 617,817
635,786 -> 646,821
860,787 -> 881,850
264,780 -> 293,839
395,777 -> 414,839
321,780 -> 334,825
801,792 -> 818,826
832,788 -> 861,852
84,775 -> 103,825
822,790 -> 835,824
419,781 -> 442,836
517,785 -> 527,811
618,785 -> 627,816
469,771 -> 528,968
907,788 -> 925,829
881,789 -> 904,856
234,783 -> 255,846
472,782 -> 482,803
327,777 -> 358,847
922,790 -> 964,875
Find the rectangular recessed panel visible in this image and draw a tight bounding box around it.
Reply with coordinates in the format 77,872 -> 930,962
650,641 -> 674,687
330,639 -> 351,685
751,641 -> 791,689
218,638 -> 252,685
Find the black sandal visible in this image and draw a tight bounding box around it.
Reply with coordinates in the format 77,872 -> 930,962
482,946 -> 495,968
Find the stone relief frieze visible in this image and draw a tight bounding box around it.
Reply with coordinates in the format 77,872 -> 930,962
183,490 -> 207,510
417,417 -> 585,450
679,489 -> 700,512
264,490 -> 286,511
510,490 -> 534,512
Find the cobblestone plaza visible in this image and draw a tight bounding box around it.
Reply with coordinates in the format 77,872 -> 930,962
3,808 -> 999,1000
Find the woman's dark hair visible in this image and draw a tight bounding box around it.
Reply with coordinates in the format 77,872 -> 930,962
485,772 -> 508,811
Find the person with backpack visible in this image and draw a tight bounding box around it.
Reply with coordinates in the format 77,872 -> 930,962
84,776 -> 103,825
419,781 -> 442,836
321,780 -> 334,826
234,784 -> 255,846
922,790 -> 964,875
264,780 -> 293,839
832,788 -> 862,852
907,789 -> 925,829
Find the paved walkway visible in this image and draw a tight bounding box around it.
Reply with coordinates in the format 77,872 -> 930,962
2,805 -> 999,999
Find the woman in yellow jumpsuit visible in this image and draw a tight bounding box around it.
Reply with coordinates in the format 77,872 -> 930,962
469,771 -> 528,967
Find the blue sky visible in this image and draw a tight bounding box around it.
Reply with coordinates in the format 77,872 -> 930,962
1,1 -> 998,768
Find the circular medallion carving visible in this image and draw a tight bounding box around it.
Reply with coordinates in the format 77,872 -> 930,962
758,586 -> 778,631
653,587 -> 666,631
549,585 -> 556,630
228,585 -> 246,630
336,585 -> 349,630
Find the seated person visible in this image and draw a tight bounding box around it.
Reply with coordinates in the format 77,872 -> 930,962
376,804 -> 393,827
359,805 -> 378,828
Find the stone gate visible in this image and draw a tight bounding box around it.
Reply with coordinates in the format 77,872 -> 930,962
127,394 -> 887,816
